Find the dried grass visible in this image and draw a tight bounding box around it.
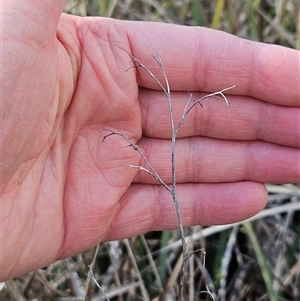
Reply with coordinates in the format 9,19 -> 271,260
1,1 -> 299,300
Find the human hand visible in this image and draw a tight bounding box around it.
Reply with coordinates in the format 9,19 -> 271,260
1,1 -> 299,280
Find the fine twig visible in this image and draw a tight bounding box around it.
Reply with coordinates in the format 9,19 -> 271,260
100,130 -> 171,193
102,54 -> 235,300
86,264 -> 110,301
198,248 -> 216,301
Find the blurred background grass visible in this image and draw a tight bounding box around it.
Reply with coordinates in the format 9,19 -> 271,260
1,1 -> 299,300
64,0 -> 299,48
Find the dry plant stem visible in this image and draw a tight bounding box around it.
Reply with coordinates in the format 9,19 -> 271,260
131,55 -> 189,299
102,55 -> 234,301
85,244 -> 99,293
85,244 -> 113,301
193,248 -> 215,300
86,265 -> 110,301
101,130 -> 171,193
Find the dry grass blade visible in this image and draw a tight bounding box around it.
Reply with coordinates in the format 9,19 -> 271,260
139,234 -> 164,292
218,225 -> 239,301
243,222 -> 278,301
4,280 -> 27,301
157,201 -> 300,254
157,250 -> 182,301
91,282 -> 142,300
86,266 -> 110,301
84,244 -> 100,298
123,239 -> 150,301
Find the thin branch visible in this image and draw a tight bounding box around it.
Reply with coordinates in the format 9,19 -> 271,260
198,248 -> 216,300
101,55 -> 235,301
147,54 -> 188,299
84,244 -> 100,299
175,91 -> 194,136
86,265 -> 110,301
153,54 -> 171,95
100,129 -> 171,193
174,85 -> 235,139
186,85 -> 235,116
126,55 -> 168,94
127,164 -> 171,193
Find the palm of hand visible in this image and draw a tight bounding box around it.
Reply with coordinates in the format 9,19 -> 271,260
2,16 -> 142,278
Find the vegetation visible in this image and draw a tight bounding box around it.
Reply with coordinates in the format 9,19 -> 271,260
2,1 -> 299,300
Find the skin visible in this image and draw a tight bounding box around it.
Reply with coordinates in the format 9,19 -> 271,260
1,0 -> 299,281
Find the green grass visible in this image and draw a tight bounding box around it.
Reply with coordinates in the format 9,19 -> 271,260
243,222 -> 278,301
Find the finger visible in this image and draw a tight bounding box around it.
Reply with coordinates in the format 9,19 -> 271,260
139,89 -> 300,148
131,137 -> 300,184
107,182 -> 267,240
122,21 -> 299,106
